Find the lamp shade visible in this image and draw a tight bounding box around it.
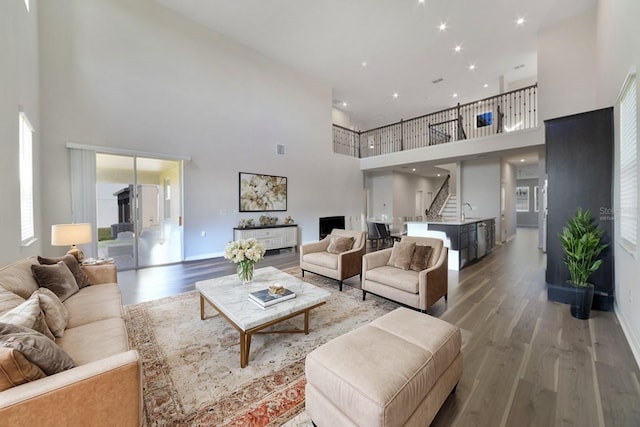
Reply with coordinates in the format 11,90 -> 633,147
51,223 -> 93,246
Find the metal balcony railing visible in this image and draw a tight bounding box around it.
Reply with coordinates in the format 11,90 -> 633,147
333,84 -> 538,158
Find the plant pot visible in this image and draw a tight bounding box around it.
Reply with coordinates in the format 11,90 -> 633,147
570,284 -> 594,319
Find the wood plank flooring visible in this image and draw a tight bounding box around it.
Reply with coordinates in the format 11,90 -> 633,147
117,229 -> 640,426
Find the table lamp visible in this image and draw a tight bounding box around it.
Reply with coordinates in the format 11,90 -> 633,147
51,223 -> 92,262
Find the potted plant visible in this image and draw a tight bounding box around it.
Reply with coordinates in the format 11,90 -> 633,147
558,208 -> 608,319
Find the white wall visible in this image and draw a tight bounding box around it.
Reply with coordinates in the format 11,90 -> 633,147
35,0 -> 363,259
0,1 -> 42,265
391,172 -> 442,231
594,0 -> 640,365
461,158 -> 502,243
506,76 -> 538,92
332,107 -> 366,131
538,8 -> 599,121
364,172 -> 393,221
501,161 -> 518,242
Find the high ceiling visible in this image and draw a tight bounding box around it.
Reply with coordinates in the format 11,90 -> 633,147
154,0 -> 597,129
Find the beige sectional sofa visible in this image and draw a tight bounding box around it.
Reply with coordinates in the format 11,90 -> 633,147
0,256 -> 141,426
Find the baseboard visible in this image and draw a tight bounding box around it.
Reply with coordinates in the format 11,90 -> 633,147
614,302 -> 640,370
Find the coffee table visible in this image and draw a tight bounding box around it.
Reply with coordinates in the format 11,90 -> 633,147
196,266 -> 331,368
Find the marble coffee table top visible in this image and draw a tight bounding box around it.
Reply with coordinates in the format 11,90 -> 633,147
196,266 -> 331,330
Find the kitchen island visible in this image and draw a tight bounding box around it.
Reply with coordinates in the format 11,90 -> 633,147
406,218 -> 496,270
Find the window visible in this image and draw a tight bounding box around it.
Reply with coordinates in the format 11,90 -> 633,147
619,73 -> 637,251
19,112 -> 35,245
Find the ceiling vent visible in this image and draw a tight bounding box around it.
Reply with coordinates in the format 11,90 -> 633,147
432,77 -> 444,84
514,64 -> 525,70
276,144 -> 286,155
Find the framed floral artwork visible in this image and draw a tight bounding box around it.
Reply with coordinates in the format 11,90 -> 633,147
239,172 -> 287,212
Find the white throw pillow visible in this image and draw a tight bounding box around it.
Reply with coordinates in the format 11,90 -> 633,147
0,297 -> 55,341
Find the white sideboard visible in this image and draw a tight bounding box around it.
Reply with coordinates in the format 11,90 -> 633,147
233,225 -> 298,251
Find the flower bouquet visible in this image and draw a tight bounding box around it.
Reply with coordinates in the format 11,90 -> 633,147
223,238 -> 266,283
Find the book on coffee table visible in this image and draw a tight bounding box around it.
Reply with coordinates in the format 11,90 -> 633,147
248,288 -> 296,308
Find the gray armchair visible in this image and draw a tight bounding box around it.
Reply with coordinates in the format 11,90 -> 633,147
300,229 -> 366,291
362,236 -> 448,312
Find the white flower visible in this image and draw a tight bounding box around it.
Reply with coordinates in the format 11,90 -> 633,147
223,238 -> 265,264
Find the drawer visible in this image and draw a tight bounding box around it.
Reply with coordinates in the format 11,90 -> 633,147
258,236 -> 284,249
235,229 -> 255,239
254,229 -> 276,238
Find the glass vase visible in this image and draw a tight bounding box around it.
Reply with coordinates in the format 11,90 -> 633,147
237,261 -> 255,284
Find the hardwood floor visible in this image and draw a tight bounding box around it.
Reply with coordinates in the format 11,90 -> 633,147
117,229 -> 640,426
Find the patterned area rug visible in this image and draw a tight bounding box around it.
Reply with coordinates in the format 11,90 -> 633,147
124,268 -> 399,426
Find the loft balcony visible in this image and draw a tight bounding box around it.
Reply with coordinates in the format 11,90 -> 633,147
333,84 -> 539,159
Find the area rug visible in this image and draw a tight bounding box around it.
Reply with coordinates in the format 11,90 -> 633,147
124,268 -> 400,426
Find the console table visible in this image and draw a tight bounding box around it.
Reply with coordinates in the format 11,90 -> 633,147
233,224 -> 298,251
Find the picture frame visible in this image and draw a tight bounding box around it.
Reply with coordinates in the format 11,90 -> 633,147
475,111 -> 493,128
239,172 -> 287,212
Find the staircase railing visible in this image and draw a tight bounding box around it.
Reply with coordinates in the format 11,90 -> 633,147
425,175 -> 450,222
333,84 -> 538,158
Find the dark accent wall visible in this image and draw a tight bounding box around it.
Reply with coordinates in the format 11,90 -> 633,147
545,107 -> 614,310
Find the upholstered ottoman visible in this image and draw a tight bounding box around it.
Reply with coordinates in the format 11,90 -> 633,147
305,308 -> 462,427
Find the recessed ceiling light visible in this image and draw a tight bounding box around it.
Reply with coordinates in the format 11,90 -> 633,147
516,17 -> 525,25
469,64 -> 476,70
520,158 -> 525,162
454,45 -> 462,53
439,22 -> 447,31
362,61 -> 367,67
418,0 -> 425,3
412,168 -> 416,172
484,83 -> 489,88
342,102 -> 348,107
393,92 -> 399,98
453,93 -> 458,98
437,173 -> 441,177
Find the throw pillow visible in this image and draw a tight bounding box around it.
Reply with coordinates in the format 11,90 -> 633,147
409,245 -> 433,272
327,236 -> 355,254
0,288 -> 26,317
0,297 -> 55,341
38,254 -> 90,289
31,261 -> 79,302
387,241 -> 416,270
0,347 -> 46,391
32,288 -> 69,338
0,322 -> 75,376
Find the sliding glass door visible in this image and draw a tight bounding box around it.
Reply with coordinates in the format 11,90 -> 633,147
95,153 -> 183,270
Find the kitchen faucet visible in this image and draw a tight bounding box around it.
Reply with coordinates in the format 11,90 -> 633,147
462,203 -> 472,221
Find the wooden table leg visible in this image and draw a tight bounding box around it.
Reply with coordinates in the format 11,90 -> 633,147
240,331 -> 247,368
246,334 -> 252,364
304,310 -> 310,334
200,295 -> 205,320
